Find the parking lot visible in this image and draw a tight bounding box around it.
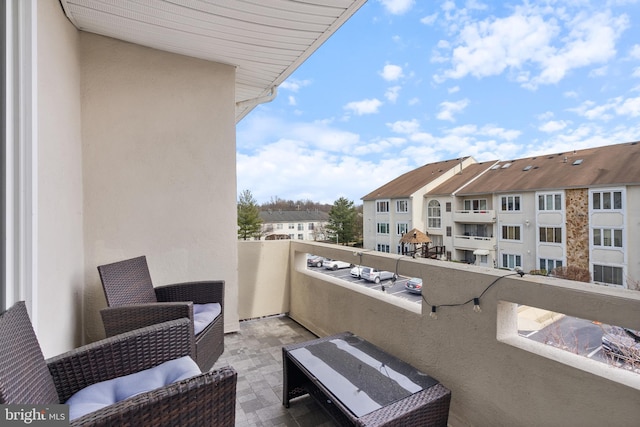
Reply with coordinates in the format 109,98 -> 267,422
307,262 -> 423,304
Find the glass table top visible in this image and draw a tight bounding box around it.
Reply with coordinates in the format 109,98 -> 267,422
288,333 -> 438,417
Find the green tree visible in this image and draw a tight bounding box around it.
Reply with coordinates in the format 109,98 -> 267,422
237,189 -> 262,240
326,197 -> 357,245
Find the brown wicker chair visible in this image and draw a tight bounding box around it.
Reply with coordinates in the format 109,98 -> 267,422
98,255 -> 224,371
0,301 -> 236,427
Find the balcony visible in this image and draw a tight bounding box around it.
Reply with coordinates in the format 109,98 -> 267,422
452,209 -> 496,223
231,240 -> 640,426
453,234 -> 496,251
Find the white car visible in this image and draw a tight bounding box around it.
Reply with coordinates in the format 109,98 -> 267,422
350,266 -> 364,278
361,267 -> 395,283
323,259 -> 352,270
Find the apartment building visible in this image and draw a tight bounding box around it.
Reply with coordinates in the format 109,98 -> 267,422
259,210 -> 329,241
361,157 -> 477,253
363,142 -> 640,289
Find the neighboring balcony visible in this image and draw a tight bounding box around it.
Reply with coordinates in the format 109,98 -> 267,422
453,234 -> 496,251
453,209 -> 496,223
237,240 -> 640,427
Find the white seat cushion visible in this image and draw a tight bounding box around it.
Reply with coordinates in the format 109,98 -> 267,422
193,303 -> 221,335
66,356 -> 201,421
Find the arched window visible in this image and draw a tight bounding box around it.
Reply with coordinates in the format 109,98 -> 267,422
428,200 -> 441,228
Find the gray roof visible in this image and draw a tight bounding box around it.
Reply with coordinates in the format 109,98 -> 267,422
362,157 -> 471,200
260,210 -> 329,223
454,141 -> 640,196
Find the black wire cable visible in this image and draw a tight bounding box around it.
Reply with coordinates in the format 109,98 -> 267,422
422,270 -> 525,314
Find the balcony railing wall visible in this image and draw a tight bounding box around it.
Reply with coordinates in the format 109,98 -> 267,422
238,240 -> 640,426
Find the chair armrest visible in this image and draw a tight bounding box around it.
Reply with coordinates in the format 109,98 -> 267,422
47,318 -> 195,403
69,366 -> 237,427
155,280 -> 224,308
100,302 -> 194,337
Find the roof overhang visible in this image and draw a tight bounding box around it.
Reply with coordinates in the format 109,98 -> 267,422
59,0 -> 367,123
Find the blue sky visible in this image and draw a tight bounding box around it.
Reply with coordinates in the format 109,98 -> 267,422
237,0 -> 640,205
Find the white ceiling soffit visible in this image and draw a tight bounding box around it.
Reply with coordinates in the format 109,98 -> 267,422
59,0 -> 367,122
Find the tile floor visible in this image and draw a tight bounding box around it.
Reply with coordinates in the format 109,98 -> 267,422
212,315 -> 336,427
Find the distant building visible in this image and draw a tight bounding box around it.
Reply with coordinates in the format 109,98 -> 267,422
259,210 -> 330,241
362,141 -> 640,289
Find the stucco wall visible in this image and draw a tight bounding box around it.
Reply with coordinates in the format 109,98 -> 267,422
80,33 -> 239,342
238,241 -> 290,319
282,242 -> 640,427
37,0 -> 84,357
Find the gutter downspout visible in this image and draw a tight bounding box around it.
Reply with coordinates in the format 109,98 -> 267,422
236,86 -> 278,110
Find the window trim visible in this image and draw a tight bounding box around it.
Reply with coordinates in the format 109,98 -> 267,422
592,264 -> 624,287
537,192 -> 563,211
376,200 -> 390,213
427,200 -> 441,229
500,195 -> 521,212
395,199 -> 409,213
590,188 -> 624,211
501,224 -> 522,242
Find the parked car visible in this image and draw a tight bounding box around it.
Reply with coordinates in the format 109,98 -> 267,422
404,277 -> 423,294
350,266 -> 364,278
601,325 -> 640,364
307,255 -> 324,268
361,267 -> 395,284
323,259 -> 352,270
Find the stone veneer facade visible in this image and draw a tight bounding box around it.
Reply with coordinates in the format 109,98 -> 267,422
565,188 -> 589,270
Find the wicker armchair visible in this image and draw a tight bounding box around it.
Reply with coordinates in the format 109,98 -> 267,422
98,255 -> 224,371
0,301 -> 236,427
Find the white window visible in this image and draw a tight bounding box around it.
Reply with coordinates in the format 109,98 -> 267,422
377,223 -> 390,234
593,228 -> 623,248
593,264 -> 623,286
377,244 -> 390,253
538,193 -> 562,211
276,223 -> 283,230
428,200 -> 441,228
501,225 -> 521,241
376,201 -> 390,213
592,190 -> 623,210
298,223 -> 304,231
396,200 -> 409,213
297,234 -> 303,240
502,254 -> 522,270
397,223 -> 409,235
501,195 -> 521,212
288,223 -> 295,229
539,227 -> 562,243
540,258 -> 562,273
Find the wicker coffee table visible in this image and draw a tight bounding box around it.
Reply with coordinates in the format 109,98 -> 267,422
283,332 -> 451,426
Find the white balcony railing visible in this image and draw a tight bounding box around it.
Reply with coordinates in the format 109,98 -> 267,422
452,209 -> 496,223
238,240 -> 640,427
453,234 -> 495,250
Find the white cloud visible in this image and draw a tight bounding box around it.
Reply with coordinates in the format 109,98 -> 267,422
288,96 -> 296,106
343,98 -> 383,116
448,86 -> 460,93
568,96 -> 640,120
378,0 -> 415,15
421,13 -> 438,25
632,67 -> 640,78
380,64 -> 404,81
629,44 -> 640,59
436,99 -> 469,121
433,4 -> 629,89
539,120 -> 569,133
408,97 -> 420,106
387,119 -> 420,134
385,86 -> 402,103
280,78 -> 311,92
589,66 -> 608,77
